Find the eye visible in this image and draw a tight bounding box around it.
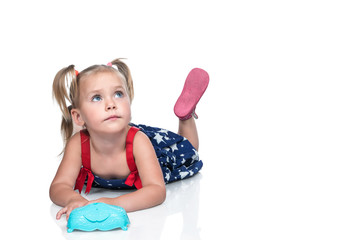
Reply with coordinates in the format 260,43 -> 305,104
92,95 -> 102,102
115,91 -> 123,98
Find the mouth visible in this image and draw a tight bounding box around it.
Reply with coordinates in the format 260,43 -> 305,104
104,115 -> 120,121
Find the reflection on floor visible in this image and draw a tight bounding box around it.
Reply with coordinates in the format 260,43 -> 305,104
50,173 -> 202,240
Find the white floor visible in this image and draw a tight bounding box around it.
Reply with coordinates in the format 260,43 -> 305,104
8,126 -> 360,240
1,0 -> 360,239
49,174 -> 205,240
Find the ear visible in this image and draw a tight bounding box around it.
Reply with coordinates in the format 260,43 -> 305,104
71,108 -> 85,127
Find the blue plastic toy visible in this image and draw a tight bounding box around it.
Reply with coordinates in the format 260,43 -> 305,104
67,203 -> 130,233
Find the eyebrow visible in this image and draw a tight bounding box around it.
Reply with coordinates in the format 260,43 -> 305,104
86,86 -> 126,96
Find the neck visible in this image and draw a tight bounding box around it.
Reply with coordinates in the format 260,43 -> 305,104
87,126 -> 130,156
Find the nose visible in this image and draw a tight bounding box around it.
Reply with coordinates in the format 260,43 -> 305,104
107,105 -> 116,111
106,100 -> 117,111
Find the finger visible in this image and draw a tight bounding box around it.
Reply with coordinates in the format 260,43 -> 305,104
66,207 -> 74,221
56,207 -> 67,220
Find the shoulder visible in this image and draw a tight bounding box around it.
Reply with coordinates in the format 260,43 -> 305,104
67,131 -> 82,149
132,129 -> 148,141
133,130 -> 152,148
132,130 -> 155,159
131,128 -> 164,189
63,132 -> 82,161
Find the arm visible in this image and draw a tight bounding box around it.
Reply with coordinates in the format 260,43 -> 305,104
91,131 -> 166,212
49,133 -> 88,219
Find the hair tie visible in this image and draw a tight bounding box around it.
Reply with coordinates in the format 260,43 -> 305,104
107,62 -> 119,71
68,105 -> 73,112
75,70 -> 79,76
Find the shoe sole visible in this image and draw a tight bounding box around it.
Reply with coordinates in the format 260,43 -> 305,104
174,68 -> 209,119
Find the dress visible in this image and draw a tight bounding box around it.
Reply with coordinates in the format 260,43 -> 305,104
74,124 -> 203,193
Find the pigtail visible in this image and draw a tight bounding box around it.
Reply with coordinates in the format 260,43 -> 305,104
110,58 -> 134,103
52,65 -> 77,148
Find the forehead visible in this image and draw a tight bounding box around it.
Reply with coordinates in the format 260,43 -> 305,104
80,71 -> 125,92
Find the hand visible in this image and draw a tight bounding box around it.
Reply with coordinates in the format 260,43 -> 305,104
56,199 -> 88,220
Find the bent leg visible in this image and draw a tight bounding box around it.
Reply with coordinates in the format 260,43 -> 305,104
175,68 -> 209,151
178,117 -> 199,151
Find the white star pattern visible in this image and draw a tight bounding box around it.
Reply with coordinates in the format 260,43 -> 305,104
153,133 -> 165,144
170,143 -> 178,152
192,149 -> 199,160
165,172 -> 170,181
180,172 -> 189,179
158,129 -> 169,134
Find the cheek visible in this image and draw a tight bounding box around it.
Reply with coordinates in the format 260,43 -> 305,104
124,104 -> 132,118
81,106 -> 100,122
120,102 -> 132,119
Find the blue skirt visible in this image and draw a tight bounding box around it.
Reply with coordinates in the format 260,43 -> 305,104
132,123 -> 203,183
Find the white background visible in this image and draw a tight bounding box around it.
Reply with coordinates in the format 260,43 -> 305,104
1,0 -> 360,239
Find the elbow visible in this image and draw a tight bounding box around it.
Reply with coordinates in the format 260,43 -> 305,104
49,183 -> 59,204
49,183 -> 55,202
159,185 -> 166,204
154,184 -> 166,206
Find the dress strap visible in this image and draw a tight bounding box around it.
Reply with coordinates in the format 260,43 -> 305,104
124,127 -> 143,189
74,130 -> 95,194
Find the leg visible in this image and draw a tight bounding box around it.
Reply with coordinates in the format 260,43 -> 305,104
174,68 -> 209,151
178,117 -> 199,151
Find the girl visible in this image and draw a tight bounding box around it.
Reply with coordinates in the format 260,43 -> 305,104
49,59 -> 209,220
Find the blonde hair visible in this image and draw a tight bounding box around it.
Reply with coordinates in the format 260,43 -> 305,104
52,58 -> 134,151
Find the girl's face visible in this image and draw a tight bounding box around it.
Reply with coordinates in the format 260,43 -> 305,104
71,71 -> 131,135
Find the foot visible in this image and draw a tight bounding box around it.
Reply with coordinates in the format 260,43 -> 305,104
174,68 -> 209,120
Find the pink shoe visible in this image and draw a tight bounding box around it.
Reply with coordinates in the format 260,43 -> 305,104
174,68 -> 209,120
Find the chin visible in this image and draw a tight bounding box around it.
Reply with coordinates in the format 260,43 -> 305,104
104,123 -> 129,133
